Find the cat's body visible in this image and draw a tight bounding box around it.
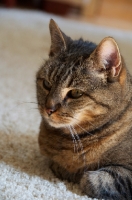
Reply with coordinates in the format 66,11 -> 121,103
36,19 -> 132,199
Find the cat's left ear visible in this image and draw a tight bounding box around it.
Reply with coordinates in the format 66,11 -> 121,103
93,37 -> 122,78
49,19 -> 72,57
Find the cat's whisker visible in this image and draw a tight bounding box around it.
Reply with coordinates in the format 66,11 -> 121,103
30,107 -> 40,110
14,101 -> 40,110
18,101 -> 38,105
60,112 -> 94,136
69,110 -> 95,127
68,126 -> 76,153
65,126 -> 76,162
71,125 -> 86,167
68,125 -> 79,157
69,115 -> 94,136
73,121 -> 93,136
76,115 -> 95,127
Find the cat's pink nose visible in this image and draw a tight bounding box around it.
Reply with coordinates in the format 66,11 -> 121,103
46,108 -> 55,116
45,103 -> 61,116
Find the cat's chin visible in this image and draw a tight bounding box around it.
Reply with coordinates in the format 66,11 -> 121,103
49,122 -> 65,128
43,117 -> 68,128
47,120 -> 69,128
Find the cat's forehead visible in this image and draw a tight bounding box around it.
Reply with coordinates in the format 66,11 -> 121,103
45,57 -> 89,82
37,56 -> 104,92
39,61 -> 95,94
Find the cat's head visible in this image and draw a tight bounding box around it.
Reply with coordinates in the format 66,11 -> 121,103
36,19 -> 125,130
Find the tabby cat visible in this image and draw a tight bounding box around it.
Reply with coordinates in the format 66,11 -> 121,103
36,19 -> 132,199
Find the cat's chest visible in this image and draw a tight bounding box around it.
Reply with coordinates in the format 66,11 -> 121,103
39,132 -> 86,172
39,125 -> 102,172
39,120 -> 130,173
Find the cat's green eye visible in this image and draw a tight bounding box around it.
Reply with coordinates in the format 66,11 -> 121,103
68,89 -> 83,99
43,79 -> 51,90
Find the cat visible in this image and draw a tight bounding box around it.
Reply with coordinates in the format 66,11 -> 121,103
36,19 -> 132,200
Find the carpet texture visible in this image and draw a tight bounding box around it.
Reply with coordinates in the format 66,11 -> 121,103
0,9 -> 132,200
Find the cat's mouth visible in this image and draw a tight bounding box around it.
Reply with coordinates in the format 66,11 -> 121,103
42,110 -> 74,128
38,105 -> 67,126
39,105 -> 86,128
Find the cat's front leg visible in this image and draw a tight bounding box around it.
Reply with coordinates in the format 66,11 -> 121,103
80,166 -> 132,200
50,161 -> 82,183
50,161 -> 66,180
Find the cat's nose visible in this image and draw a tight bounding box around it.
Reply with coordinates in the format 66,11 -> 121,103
46,107 -> 55,116
45,103 -> 61,116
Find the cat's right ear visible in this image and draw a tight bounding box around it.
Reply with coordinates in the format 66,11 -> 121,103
49,19 -> 71,57
93,37 -> 122,78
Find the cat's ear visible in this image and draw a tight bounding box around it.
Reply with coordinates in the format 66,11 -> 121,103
49,19 -> 71,56
94,37 -> 122,78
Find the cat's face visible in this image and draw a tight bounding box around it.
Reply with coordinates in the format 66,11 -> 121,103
36,57 -> 106,128
36,19 -> 123,130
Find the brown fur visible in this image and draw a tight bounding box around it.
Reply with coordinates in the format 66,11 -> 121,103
36,19 -> 132,199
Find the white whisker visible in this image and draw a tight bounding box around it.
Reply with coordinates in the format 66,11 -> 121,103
73,115 -> 95,127
71,125 -> 86,167
69,110 -> 95,127
68,126 -> 79,158
73,122 -> 93,136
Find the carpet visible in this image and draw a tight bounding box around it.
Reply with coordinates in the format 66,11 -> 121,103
0,8 -> 132,200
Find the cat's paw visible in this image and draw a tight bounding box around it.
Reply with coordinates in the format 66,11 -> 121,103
80,168 -> 130,200
80,170 -> 108,199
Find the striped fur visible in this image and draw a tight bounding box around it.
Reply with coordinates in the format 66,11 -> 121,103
36,19 -> 132,199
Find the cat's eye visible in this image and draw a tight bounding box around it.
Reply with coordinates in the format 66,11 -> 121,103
43,79 -> 51,90
68,89 -> 83,99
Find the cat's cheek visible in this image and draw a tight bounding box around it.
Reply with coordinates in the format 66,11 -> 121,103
72,105 -> 95,123
38,105 -> 45,115
72,105 -> 108,126
38,105 -> 49,121
71,112 -> 94,129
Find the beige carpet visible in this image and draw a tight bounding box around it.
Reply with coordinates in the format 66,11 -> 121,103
0,8 -> 132,200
